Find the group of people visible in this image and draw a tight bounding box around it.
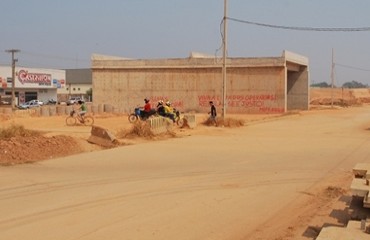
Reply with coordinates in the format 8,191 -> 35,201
76,97 -> 217,125
141,98 -> 177,122
140,98 -> 217,125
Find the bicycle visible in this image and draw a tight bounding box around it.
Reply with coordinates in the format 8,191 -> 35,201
66,110 -> 94,126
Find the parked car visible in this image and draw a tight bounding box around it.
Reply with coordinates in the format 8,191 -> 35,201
28,99 -> 44,106
18,100 -> 42,109
46,99 -> 57,105
0,100 -> 10,105
66,97 -> 83,106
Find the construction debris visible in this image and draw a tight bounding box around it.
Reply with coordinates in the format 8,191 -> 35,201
316,163 -> 370,239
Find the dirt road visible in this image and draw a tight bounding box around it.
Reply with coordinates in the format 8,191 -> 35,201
1,107 -> 370,239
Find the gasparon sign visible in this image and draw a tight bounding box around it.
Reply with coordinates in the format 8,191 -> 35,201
17,69 -> 51,86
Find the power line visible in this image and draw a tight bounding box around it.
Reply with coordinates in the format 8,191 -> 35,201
227,17 -> 370,32
21,50 -> 89,62
13,51 -> 90,69
335,63 -> 370,72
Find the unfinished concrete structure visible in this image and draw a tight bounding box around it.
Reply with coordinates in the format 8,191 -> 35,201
316,163 -> 370,239
91,51 -> 309,114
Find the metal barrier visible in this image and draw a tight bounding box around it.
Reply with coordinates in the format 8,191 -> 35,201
147,116 -> 172,134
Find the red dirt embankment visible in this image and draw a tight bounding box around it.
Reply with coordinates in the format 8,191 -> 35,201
310,88 -> 370,106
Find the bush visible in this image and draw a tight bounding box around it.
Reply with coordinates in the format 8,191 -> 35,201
202,117 -> 245,127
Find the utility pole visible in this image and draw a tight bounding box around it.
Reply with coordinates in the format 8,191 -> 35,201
331,48 -> 335,108
222,0 -> 228,118
5,49 -> 20,109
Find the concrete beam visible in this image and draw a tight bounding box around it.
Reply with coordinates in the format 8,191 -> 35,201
91,57 -> 287,70
316,220 -> 370,239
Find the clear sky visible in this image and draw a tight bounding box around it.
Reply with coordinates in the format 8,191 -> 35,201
1,0 -> 370,86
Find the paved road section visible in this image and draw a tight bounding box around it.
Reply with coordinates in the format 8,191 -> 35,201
1,107 -> 370,240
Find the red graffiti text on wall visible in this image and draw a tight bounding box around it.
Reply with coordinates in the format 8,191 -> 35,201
198,94 -> 283,113
150,96 -> 184,108
198,95 -> 222,107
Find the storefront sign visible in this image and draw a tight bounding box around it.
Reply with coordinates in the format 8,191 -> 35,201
18,69 -> 51,86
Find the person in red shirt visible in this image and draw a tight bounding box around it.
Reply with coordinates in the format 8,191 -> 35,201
142,98 -> 156,119
144,98 -> 151,112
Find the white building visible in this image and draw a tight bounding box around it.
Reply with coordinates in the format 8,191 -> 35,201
58,69 -> 92,102
0,66 -> 65,104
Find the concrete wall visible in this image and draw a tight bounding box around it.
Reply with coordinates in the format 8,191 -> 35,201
225,67 -> 286,113
287,66 -> 309,110
92,53 -> 309,114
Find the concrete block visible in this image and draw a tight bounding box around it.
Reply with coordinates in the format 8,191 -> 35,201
316,220 -> 370,240
183,114 -> 196,128
353,163 -> 370,179
87,125 -> 116,147
350,178 -> 370,198
364,195 -> 370,208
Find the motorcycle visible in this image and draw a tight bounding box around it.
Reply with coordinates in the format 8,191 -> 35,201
128,107 -> 157,123
157,105 -> 184,127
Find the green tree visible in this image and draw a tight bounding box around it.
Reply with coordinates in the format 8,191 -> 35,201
342,81 -> 368,88
86,88 -> 92,101
310,82 -> 331,88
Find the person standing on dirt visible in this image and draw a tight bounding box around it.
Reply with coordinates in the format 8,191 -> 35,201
208,101 -> 217,126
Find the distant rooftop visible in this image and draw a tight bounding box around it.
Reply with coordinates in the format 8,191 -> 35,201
65,69 -> 91,84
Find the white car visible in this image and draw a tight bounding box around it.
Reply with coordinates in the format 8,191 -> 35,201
0,100 -> 10,105
66,97 -> 82,105
18,101 -> 41,109
28,99 -> 44,106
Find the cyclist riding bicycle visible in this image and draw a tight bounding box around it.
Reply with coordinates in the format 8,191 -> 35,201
78,100 -> 87,122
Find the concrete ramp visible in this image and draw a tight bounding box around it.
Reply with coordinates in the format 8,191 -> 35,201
87,125 -> 117,147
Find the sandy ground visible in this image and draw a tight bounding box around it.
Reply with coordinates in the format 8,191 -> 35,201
1,106 -> 370,239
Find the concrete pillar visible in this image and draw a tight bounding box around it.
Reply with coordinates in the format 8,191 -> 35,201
91,105 -> 99,114
40,106 -> 50,117
65,105 -> 73,115
56,105 -> 65,115
104,104 -> 113,113
49,106 -> 57,116
98,104 -> 104,114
